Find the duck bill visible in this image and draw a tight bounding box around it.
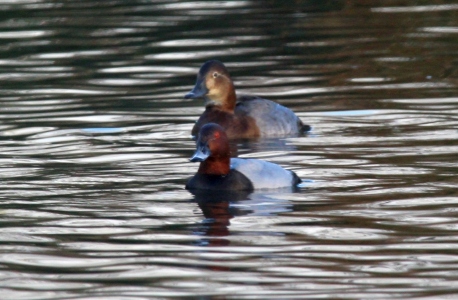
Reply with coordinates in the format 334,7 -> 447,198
189,144 -> 210,162
184,79 -> 208,99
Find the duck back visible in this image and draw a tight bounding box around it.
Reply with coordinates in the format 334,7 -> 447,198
230,158 -> 301,190
236,96 -> 306,137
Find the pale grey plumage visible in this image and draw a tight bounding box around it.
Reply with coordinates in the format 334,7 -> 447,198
235,96 -> 303,137
230,158 -> 297,189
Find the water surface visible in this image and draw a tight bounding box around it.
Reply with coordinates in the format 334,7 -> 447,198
1,1 -> 458,299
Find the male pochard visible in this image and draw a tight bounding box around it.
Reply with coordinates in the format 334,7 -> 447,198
185,60 -> 310,139
186,123 -> 301,191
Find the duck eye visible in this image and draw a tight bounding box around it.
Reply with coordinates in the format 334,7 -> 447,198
212,72 -> 218,78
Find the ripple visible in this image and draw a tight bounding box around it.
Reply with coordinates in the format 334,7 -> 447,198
0,253 -> 117,269
0,59 -> 53,66
66,153 -> 172,164
147,48 -> 266,60
33,50 -> 117,59
157,1 -> 248,10
153,38 -> 236,47
372,4 -> 458,13
100,65 -> 194,74
88,78 -> 161,86
0,126 -> 54,137
0,30 -> 52,38
15,88 -> 117,95
422,27 -> 458,34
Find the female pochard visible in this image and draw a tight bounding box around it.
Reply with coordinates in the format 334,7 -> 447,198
185,60 -> 310,139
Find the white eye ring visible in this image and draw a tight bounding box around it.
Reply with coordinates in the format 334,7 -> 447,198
212,72 -> 218,78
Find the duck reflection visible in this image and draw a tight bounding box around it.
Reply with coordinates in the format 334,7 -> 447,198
198,135 -> 300,158
190,189 -> 293,247
191,189 -> 249,246
231,137 -> 299,157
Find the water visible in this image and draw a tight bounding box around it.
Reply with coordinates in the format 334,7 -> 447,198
0,1 -> 458,299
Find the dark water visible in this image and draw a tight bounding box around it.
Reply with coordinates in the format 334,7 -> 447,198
1,1 -> 458,299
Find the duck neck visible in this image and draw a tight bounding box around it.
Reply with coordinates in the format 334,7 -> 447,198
222,85 -> 237,111
206,82 -> 237,112
198,156 -> 231,176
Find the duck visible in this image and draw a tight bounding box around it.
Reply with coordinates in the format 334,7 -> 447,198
185,60 -> 310,139
185,123 -> 301,191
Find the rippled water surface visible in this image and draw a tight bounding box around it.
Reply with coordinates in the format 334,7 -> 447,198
1,1 -> 458,299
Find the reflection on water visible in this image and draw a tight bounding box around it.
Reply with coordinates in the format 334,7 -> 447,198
1,0 -> 458,299
192,190 -> 294,246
